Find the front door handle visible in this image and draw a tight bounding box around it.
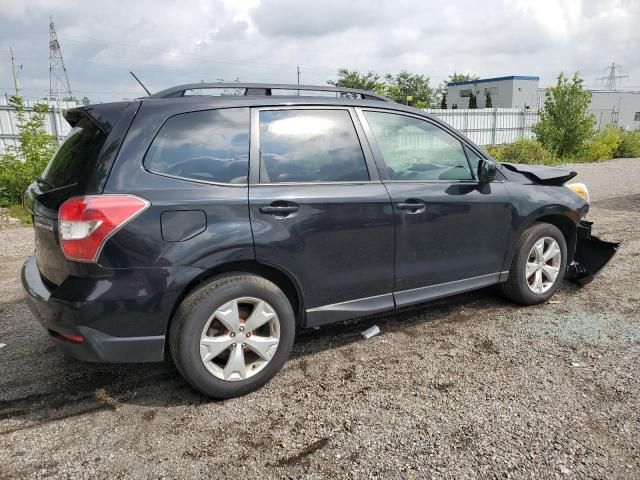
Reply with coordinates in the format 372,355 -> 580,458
259,202 -> 299,217
396,199 -> 426,214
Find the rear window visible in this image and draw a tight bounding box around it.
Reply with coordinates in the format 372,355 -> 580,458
44,115 -> 107,188
144,108 -> 250,184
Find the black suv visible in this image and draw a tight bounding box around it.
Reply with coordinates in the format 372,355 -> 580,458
22,83 -> 615,398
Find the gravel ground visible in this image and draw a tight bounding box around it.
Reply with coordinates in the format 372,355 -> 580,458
1,158 -> 638,479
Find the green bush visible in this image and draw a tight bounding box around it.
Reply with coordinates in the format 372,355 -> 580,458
579,125 -> 622,162
484,144 -> 507,161
485,139 -> 556,165
0,154 -> 42,207
615,131 -> 640,158
0,96 -> 57,207
533,72 -> 595,157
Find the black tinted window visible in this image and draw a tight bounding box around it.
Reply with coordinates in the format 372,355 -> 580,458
44,116 -> 107,188
363,111 -> 472,181
145,108 -> 249,184
259,109 -> 369,183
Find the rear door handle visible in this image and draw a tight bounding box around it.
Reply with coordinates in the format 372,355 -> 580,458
259,202 -> 299,216
396,199 -> 426,214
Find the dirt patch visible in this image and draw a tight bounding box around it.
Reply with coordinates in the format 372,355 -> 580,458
275,437 -> 330,467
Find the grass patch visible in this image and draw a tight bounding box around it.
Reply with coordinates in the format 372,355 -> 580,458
5,204 -> 32,224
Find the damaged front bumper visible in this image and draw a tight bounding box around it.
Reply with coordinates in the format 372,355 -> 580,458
565,220 -> 620,285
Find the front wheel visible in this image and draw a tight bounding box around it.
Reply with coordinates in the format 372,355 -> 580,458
169,273 -> 295,399
501,222 -> 567,305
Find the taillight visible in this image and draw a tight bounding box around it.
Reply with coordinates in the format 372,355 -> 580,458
58,195 -> 150,262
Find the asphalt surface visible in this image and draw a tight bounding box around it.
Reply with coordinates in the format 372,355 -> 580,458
1,158 -> 638,479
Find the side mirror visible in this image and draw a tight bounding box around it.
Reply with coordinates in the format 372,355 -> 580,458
478,159 -> 497,183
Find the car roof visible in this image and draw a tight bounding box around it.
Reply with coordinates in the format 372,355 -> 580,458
136,94 -> 437,119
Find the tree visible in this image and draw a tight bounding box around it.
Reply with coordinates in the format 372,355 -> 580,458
0,96 -> 57,206
327,69 -> 384,94
468,91 -> 477,109
382,71 -> 435,108
533,72 -> 595,158
485,91 -> 493,108
440,93 -> 447,109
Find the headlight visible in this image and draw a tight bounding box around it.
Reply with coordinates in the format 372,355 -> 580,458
566,182 -> 590,203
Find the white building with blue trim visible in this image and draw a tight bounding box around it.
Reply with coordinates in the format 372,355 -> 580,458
446,75 -> 540,110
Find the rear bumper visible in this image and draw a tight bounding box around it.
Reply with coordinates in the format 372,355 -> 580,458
21,253 -> 199,363
566,220 -> 620,285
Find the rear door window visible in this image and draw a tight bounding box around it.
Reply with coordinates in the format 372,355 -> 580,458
258,109 -> 369,183
363,111 -> 473,181
145,108 -> 249,184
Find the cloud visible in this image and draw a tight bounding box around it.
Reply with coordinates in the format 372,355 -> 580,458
0,0 -> 638,102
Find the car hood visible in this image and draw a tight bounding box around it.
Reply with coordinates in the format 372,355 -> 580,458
501,163 -> 577,186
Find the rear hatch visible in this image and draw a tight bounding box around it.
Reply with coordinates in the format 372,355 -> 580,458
24,102 -> 135,285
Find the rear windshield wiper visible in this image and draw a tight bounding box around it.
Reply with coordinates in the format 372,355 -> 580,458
34,176 -> 55,189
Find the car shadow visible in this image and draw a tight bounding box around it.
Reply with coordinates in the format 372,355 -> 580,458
0,284 -> 551,434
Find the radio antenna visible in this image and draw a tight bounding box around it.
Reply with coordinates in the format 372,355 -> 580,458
130,71 -> 151,95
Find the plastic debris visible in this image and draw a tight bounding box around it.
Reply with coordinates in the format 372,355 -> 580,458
0,343 -> 6,349
361,325 -> 380,339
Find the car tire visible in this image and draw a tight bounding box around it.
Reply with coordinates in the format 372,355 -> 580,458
500,222 -> 567,305
169,273 -> 295,399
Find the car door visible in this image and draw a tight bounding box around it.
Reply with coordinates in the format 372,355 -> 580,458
357,109 -> 511,307
248,106 -> 395,326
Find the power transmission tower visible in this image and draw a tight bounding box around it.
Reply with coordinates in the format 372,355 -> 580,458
596,62 -> 628,91
49,17 -> 72,100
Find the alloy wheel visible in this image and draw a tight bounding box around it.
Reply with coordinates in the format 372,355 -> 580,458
200,297 -> 280,381
525,237 -> 562,294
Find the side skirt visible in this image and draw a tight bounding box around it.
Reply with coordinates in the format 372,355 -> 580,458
305,272 -> 508,328
394,272 -> 506,308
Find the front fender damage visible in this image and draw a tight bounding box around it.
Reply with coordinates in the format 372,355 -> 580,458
565,220 -> 620,285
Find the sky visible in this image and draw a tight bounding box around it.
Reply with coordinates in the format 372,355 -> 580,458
0,0 -> 638,102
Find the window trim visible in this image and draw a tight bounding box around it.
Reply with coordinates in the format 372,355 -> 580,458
142,106 -> 251,187
356,107 -> 482,184
249,105 -> 379,186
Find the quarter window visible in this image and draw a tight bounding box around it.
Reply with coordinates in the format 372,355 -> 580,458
363,111 -> 473,181
145,108 -> 249,184
464,146 -> 485,179
259,109 -> 369,183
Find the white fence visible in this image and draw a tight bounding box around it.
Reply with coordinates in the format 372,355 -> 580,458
0,97 -> 77,154
424,108 -> 540,146
0,100 -> 537,155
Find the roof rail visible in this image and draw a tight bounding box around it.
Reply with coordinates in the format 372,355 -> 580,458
148,82 -> 392,102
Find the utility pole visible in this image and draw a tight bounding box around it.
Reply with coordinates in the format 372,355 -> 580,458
49,17 -> 72,101
296,65 -> 301,85
9,47 -> 20,97
597,62 -> 629,91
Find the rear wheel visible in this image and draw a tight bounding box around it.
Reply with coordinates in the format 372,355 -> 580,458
169,273 -> 295,398
501,223 -> 567,305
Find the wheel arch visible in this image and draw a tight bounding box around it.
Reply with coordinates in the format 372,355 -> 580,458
502,206 -> 580,274
533,213 -> 578,261
166,260 -> 304,352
